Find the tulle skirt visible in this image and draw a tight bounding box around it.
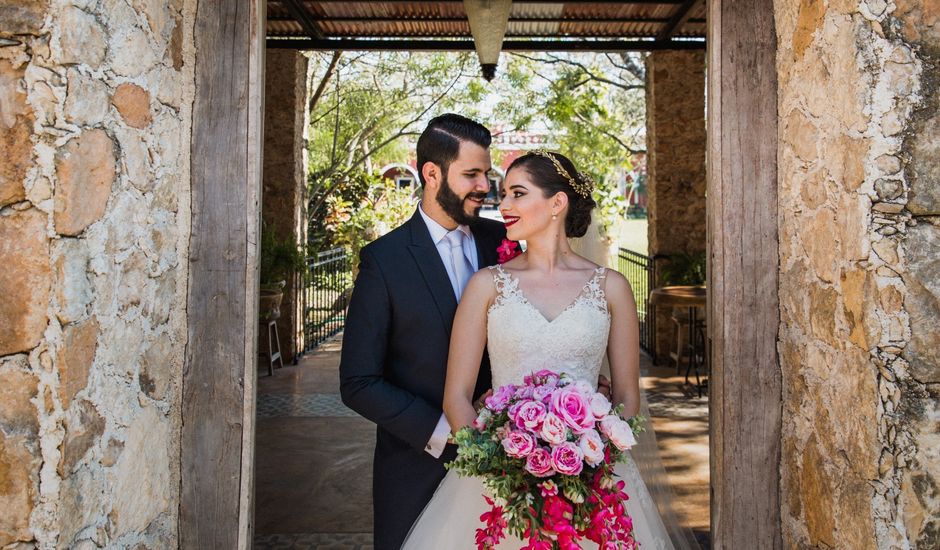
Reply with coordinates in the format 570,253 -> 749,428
402,453 -> 676,550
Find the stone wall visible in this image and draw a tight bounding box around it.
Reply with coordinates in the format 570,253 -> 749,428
644,51 -> 707,362
262,49 -> 308,364
776,0 -> 939,547
0,0 -> 194,547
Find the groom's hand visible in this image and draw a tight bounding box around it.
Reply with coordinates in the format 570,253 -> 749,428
473,389 -> 493,412
597,374 -> 612,400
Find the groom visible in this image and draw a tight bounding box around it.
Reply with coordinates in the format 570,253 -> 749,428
339,114 -> 506,549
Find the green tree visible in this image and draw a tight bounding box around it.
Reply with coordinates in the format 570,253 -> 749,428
306,51 -> 482,247
503,53 -> 647,232
305,51 -> 648,248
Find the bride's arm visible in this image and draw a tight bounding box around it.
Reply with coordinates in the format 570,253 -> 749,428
605,270 -> 642,418
443,270 -> 496,432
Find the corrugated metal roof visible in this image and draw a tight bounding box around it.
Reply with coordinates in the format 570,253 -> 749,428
267,1 -> 706,46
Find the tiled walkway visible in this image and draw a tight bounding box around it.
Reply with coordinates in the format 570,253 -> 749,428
253,335 -> 709,549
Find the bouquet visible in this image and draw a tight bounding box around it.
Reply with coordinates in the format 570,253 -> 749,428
448,369 -> 645,550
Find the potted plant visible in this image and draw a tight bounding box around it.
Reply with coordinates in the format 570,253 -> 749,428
658,251 -> 707,286
259,226 -> 307,321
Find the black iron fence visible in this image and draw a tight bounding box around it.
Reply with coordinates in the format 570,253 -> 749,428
297,247 -> 352,355
616,248 -> 656,360
294,246 -> 653,358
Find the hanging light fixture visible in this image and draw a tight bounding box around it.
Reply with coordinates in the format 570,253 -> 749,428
463,0 -> 512,81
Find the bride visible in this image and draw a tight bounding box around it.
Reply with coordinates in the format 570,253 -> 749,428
402,150 -> 698,549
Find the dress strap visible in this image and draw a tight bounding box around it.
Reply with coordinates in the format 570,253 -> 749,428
582,267 -> 609,312
488,265 -> 518,304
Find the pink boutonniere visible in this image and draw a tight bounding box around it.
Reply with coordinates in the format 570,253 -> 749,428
497,239 -> 522,264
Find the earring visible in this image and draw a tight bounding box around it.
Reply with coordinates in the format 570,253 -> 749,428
552,213 -> 557,220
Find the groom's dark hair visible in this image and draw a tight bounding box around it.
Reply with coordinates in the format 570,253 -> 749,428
416,114 -> 492,186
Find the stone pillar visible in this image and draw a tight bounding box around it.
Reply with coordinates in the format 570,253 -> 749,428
262,49 -> 308,364
644,50 -> 707,363
1,0 -> 194,547
776,1 -> 940,548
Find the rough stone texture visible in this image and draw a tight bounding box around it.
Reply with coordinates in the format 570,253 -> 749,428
0,59 -> 34,208
139,330 -> 172,401
776,1 -> 940,548
0,431 -> 40,547
0,0 -> 49,35
54,129 -> 116,236
0,207 -> 51,356
903,221 -> 940,384
109,405 -> 172,538
644,51 -> 706,361
64,69 -> 109,127
112,83 -> 152,129
0,0 -> 195,546
56,7 -> 108,69
54,238 -> 93,324
0,356 -> 39,439
0,355 -> 40,547
58,399 -> 105,476
262,49 -> 309,363
56,317 -> 99,411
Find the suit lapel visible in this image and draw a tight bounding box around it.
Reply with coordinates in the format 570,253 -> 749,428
407,213 -> 458,336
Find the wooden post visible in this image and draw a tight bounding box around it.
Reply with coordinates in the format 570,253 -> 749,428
181,0 -> 265,548
707,0 -> 782,548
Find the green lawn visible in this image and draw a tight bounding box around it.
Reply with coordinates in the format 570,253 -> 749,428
616,217 -> 648,255
612,217 -> 650,320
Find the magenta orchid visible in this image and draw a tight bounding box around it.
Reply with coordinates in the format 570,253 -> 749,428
449,369 -> 645,549
496,238 -> 522,264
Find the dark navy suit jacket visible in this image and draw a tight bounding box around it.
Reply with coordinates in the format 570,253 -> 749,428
339,210 -> 506,549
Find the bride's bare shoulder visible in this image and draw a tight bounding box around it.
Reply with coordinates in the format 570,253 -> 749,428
463,268 -> 500,302
602,269 -> 636,307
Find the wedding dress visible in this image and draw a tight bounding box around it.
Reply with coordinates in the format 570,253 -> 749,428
402,265 -> 697,550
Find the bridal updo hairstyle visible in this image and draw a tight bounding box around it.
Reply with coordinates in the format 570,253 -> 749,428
506,151 -> 597,238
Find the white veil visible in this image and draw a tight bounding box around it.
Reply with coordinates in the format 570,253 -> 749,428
573,220 -> 703,550
599,356 -> 702,550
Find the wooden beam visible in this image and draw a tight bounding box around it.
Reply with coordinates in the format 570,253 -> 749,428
266,38 -> 706,51
282,0 -> 323,39
182,0 -> 264,548
267,16 -> 707,25
656,0 -> 702,42
707,0 -> 781,548
302,0 -> 687,3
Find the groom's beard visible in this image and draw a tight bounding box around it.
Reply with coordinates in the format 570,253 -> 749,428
436,173 -> 487,226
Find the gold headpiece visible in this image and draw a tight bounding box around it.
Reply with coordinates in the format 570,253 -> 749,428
527,149 -> 594,198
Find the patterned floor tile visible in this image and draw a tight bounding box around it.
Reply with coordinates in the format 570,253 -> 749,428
254,532 -> 373,550
257,393 -> 358,418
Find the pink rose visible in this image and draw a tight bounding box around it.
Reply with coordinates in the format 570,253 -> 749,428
550,442 -> 584,476
588,392 -> 612,419
539,412 -> 569,445
525,447 -> 555,477
599,415 -> 637,451
502,430 -> 537,458
513,385 -> 535,400
532,385 -> 554,403
513,400 -> 547,432
533,369 -> 561,386
573,380 -> 593,394
507,400 -> 524,419
578,429 -> 606,467
485,384 -> 515,411
550,387 -> 595,434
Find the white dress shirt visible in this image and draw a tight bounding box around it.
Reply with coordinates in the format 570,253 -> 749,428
417,203 -> 479,458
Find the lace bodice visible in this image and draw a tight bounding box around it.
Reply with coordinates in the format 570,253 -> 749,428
486,265 -> 611,389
